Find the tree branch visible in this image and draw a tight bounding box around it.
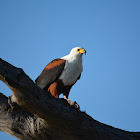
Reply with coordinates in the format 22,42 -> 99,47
0,58 -> 140,140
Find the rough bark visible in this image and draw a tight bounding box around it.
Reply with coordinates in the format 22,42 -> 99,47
0,58 -> 140,140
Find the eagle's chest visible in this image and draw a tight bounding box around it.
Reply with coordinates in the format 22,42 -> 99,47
59,60 -> 82,86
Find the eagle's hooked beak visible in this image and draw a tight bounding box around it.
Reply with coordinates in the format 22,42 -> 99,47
79,48 -> 86,55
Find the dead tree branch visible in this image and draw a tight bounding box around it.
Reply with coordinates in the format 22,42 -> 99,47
0,58 -> 140,140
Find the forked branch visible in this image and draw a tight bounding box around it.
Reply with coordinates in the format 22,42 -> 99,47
0,58 -> 140,140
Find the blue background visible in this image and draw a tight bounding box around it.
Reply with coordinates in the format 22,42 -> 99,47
0,0 -> 140,139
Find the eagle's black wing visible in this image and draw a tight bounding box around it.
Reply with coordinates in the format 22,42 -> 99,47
35,59 -> 66,89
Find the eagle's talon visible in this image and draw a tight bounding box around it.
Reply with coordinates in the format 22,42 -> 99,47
70,101 -> 80,109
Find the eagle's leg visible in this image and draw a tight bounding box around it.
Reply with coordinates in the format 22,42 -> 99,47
63,95 -> 80,109
64,95 -> 71,104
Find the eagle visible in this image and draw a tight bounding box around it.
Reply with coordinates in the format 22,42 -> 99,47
35,47 -> 86,106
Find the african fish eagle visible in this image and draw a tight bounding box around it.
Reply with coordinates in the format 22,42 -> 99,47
35,47 -> 86,105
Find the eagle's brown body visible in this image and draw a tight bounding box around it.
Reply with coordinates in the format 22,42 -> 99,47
45,79 -> 72,98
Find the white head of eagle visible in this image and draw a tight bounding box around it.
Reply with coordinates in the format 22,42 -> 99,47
35,47 -> 86,103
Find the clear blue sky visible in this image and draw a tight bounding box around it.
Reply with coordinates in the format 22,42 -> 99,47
0,0 -> 140,139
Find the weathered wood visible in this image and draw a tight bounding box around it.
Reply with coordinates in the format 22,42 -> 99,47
0,58 -> 140,140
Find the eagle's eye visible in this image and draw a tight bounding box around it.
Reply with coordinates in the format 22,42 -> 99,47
77,49 -> 80,51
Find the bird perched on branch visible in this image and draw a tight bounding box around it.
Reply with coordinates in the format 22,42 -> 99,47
35,47 -> 86,107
